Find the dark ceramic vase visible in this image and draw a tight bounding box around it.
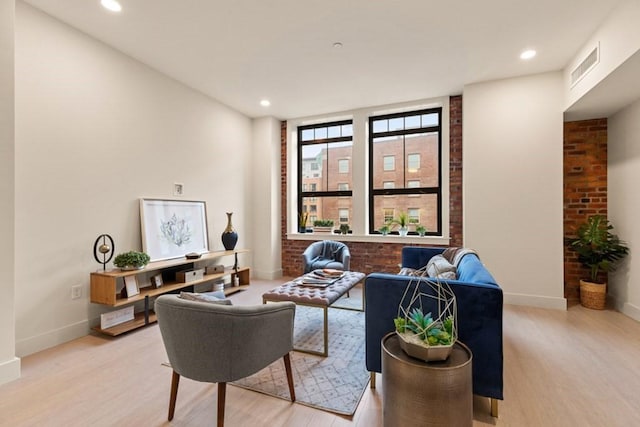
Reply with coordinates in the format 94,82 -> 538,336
221,212 -> 238,250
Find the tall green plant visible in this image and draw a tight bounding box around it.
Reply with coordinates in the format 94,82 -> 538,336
392,211 -> 409,229
567,215 -> 629,282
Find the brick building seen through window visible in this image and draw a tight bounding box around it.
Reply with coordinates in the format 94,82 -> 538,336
297,108 -> 442,235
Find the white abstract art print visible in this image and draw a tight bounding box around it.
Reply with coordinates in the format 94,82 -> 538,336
140,199 -> 209,261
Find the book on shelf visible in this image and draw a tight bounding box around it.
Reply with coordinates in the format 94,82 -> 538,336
100,306 -> 135,330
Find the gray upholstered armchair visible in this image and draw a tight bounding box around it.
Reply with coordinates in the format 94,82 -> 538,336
302,240 -> 351,273
155,295 -> 296,427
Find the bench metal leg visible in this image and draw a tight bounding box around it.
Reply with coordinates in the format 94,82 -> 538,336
292,305 -> 329,357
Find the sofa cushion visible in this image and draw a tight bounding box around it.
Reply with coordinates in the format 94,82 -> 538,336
426,255 -> 457,280
179,291 -> 232,305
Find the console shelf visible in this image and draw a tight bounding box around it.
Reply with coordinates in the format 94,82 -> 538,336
90,249 -> 250,335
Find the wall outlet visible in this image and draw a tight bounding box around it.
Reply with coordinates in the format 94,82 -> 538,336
71,284 -> 82,300
173,183 -> 184,196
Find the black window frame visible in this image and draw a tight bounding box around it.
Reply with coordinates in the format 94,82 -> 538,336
368,108 -> 443,235
298,119 -> 354,226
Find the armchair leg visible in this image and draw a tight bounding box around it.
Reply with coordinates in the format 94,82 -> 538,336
370,371 -> 376,389
490,398 -> 498,417
283,353 -> 296,402
168,370 -> 180,421
217,382 -> 226,427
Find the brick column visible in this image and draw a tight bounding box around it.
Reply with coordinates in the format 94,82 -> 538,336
563,119 -> 607,300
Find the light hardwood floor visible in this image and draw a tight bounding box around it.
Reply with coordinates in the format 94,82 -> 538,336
1,278 -> 639,426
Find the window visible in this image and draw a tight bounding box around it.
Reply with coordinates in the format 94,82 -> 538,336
407,180 -> 420,197
298,120 -> 353,227
383,208 -> 394,223
339,209 -> 349,223
338,159 -> 349,173
407,154 -> 420,172
383,156 -> 395,171
408,208 -> 420,224
369,108 -> 442,235
383,181 -> 395,197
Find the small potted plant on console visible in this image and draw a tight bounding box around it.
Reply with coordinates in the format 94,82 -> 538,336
113,250 -> 151,271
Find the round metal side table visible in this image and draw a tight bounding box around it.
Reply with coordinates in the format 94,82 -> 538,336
381,332 -> 473,427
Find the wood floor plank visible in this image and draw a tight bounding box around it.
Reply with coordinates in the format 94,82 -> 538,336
1,279 -> 639,426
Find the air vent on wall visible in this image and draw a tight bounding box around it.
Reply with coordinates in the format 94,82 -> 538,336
570,43 -> 600,88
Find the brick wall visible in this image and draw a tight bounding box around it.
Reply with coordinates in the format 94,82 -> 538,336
449,95 -> 463,247
563,119 -> 608,300
280,97 -> 464,276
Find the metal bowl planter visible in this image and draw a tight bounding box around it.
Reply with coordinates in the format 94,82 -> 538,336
394,266 -> 458,362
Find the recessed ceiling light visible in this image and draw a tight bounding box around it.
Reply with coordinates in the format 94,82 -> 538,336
101,0 -> 122,13
520,49 -> 536,60
260,99 -> 271,107
333,42 -> 343,49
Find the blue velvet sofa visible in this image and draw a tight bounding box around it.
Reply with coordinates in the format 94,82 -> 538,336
365,246 -> 503,415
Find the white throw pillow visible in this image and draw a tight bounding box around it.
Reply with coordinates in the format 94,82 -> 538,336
179,291 -> 233,305
426,255 -> 457,280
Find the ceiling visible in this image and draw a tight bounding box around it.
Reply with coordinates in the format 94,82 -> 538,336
23,0 -> 622,120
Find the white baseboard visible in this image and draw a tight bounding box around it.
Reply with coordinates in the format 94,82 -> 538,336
504,292 -> 567,310
0,357 -> 21,386
609,296 -> 640,322
252,268 -> 283,280
16,320 -> 89,357
621,301 -> 640,322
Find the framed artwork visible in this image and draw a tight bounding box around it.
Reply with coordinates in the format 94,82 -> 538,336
124,275 -> 139,298
151,273 -> 164,289
140,199 -> 209,261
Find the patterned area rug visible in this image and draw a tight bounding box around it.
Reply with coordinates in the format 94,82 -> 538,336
231,295 -> 369,416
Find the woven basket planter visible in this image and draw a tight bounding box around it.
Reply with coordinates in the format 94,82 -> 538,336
579,280 -> 606,310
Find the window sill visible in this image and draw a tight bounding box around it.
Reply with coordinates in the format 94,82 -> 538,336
286,233 -> 450,246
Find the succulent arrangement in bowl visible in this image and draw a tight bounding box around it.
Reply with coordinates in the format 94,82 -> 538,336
394,308 -> 454,346
393,267 -> 458,361
113,251 -> 151,270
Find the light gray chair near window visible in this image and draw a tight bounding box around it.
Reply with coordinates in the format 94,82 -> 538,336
302,240 -> 351,273
155,295 -> 296,427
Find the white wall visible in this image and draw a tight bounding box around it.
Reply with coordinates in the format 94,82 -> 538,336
463,72 -> 566,309
14,3 -> 252,356
608,98 -> 640,321
251,117 -> 282,279
565,0 -> 640,110
0,0 -> 20,385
